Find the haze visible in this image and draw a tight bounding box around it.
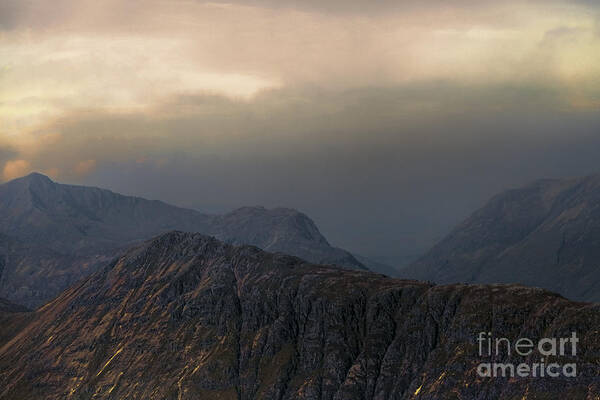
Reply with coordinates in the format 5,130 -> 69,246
1,0 -> 599,264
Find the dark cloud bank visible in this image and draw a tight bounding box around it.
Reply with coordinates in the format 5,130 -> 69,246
23,84 -> 600,265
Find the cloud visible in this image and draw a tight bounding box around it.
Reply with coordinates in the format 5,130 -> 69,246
0,0 -> 20,30
2,159 -> 32,181
543,26 -> 586,41
219,0 -> 600,15
2,0 -> 598,29
0,143 -> 20,181
1,0 -> 598,138
1,0 -> 599,262
74,159 -> 97,177
5,84 -> 598,261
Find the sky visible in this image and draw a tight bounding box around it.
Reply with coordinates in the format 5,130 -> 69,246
1,0 -> 600,264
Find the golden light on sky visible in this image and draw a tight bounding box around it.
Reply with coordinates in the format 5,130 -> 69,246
2,2 -> 598,129
0,0 -> 599,177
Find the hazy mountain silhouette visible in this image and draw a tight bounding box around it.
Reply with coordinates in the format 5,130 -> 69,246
0,232 -> 597,399
0,173 -> 364,307
353,253 -> 400,277
402,174 -> 600,302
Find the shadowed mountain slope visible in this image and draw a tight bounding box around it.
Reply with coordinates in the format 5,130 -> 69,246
0,297 -> 32,349
0,297 -> 29,314
0,173 -> 364,307
353,253 -> 400,277
402,174 -> 600,302
0,172 -> 210,253
205,206 -> 364,270
0,232 -> 598,399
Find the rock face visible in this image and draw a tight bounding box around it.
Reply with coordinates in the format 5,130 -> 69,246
0,232 -> 598,399
0,173 -> 364,307
402,175 -> 600,302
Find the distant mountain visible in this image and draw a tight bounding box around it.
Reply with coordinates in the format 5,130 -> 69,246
353,253 -> 400,277
402,175 -> 600,302
0,172 -> 210,253
0,173 -> 364,307
204,206 -> 364,269
1,232 -> 597,399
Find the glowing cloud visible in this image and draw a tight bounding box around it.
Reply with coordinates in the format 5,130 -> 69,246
2,159 -> 32,181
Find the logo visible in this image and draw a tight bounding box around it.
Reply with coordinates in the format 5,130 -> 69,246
476,332 -> 578,378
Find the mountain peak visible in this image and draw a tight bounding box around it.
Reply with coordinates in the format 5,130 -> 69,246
1,231 -> 598,399
0,176 -> 368,307
402,174 -> 600,302
24,171 -> 52,180
7,172 -> 54,187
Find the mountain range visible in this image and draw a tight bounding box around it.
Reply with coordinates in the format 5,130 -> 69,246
0,173 -> 365,308
402,174 -> 600,302
0,232 -> 598,399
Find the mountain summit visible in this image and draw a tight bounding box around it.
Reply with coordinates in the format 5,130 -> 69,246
9,171 -> 54,186
0,173 -> 210,253
0,173 -> 364,307
402,174 -> 600,302
0,232 -> 598,399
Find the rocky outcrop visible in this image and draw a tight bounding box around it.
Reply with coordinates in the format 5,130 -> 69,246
1,232 -> 597,399
0,173 -> 364,307
402,174 -> 600,302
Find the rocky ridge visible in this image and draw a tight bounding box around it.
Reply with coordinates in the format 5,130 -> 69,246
0,232 -> 598,399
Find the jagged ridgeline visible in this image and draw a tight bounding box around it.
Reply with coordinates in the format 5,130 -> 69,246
0,232 -> 598,399
0,173 -> 365,308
